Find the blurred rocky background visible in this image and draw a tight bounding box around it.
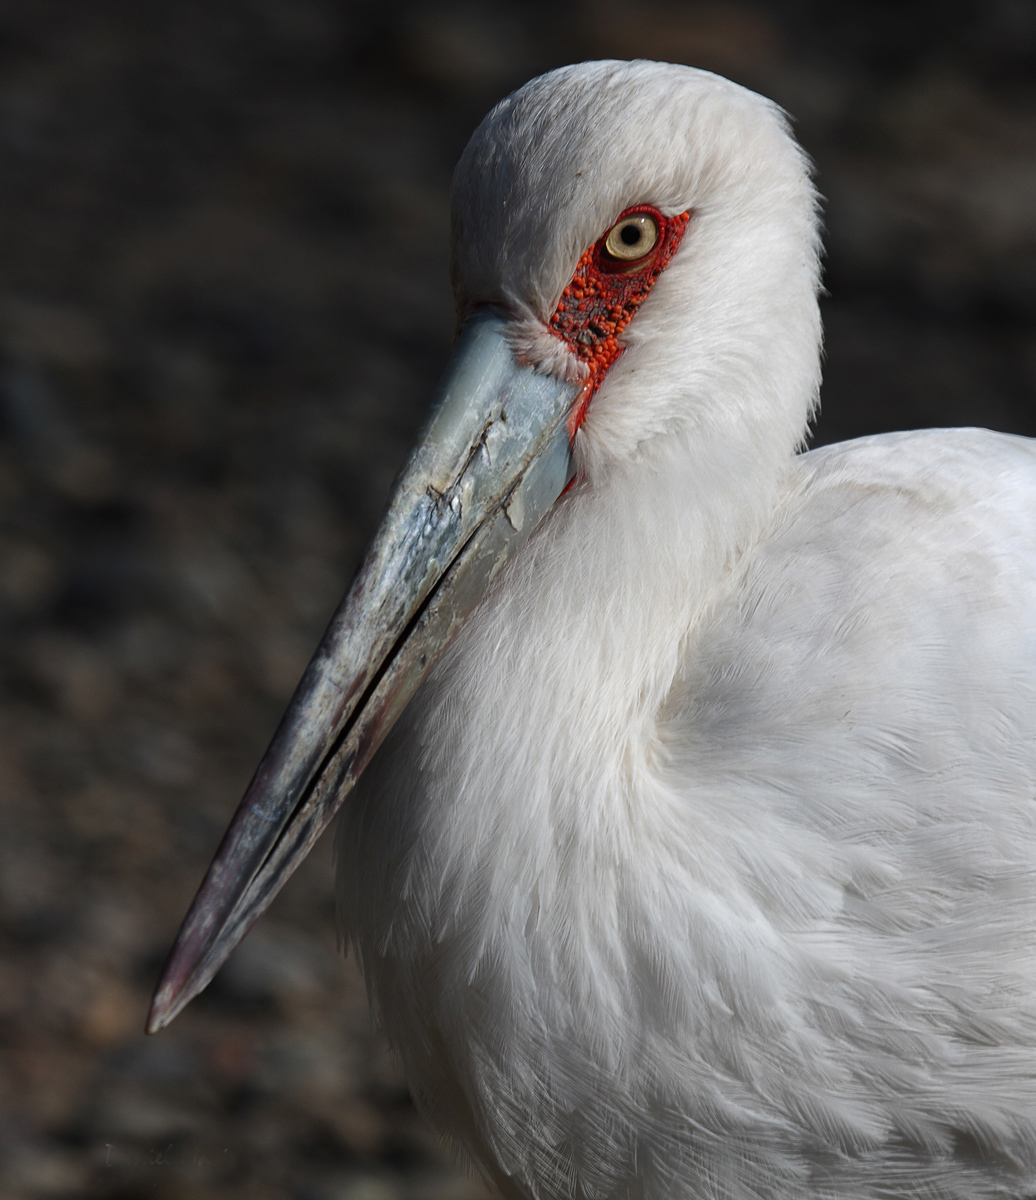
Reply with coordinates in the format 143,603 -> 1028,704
0,1 -> 1033,1197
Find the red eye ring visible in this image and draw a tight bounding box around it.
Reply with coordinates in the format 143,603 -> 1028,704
548,204 -> 692,439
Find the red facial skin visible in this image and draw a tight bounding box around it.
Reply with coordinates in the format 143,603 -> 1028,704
548,206 -> 692,439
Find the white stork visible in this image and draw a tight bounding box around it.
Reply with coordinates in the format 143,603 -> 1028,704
149,61 -> 1036,1199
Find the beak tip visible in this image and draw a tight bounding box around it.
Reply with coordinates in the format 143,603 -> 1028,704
146,961 -> 203,1034
145,989 -> 174,1036
145,932 -> 211,1035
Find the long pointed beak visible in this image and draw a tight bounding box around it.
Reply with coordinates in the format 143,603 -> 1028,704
147,310 -> 578,1033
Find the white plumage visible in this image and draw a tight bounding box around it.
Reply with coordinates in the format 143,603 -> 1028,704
332,61 -> 1036,1200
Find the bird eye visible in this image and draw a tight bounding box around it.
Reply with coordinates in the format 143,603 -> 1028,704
603,213 -> 659,261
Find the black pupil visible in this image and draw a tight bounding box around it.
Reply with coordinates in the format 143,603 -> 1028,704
620,224 -> 641,246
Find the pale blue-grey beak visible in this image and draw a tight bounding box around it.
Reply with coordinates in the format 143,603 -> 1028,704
147,310 -> 577,1033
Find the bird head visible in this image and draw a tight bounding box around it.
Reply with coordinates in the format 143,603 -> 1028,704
452,59 -> 822,477
147,60 -> 822,1033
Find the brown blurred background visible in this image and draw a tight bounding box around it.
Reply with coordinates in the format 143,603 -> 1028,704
0,2 -> 1034,1197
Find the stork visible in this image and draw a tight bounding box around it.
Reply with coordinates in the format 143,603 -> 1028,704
149,60 -> 1036,1199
